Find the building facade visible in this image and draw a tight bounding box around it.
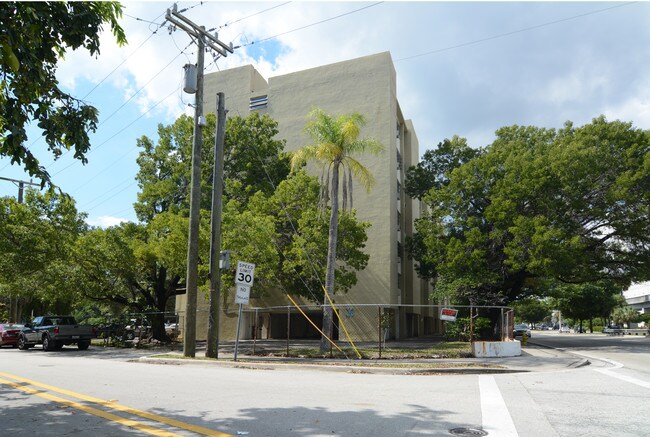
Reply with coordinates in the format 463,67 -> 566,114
176,52 -> 437,341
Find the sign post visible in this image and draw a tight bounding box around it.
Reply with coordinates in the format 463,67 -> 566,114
234,261 -> 255,361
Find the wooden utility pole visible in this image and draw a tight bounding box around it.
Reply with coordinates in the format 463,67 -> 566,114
206,92 -> 227,359
165,4 -> 233,357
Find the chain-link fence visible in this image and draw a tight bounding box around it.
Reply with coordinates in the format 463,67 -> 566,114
92,304 -> 515,356
174,304 -> 515,358
93,311 -> 180,344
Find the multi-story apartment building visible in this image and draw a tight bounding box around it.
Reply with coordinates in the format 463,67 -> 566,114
176,52 -> 438,341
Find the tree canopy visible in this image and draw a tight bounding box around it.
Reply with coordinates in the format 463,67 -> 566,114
0,189 -> 87,315
407,116 -> 650,305
0,2 -> 126,187
134,112 -> 290,222
550,281 -> 623,329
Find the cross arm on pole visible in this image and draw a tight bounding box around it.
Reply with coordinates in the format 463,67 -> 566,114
167,5 -> 233,57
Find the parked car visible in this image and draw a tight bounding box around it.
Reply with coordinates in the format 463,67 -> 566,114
559,326 -> 570,333
17,316 -> 95,350
514,324 -> 532,338
603,325 -> 622,334
124,318 -> 151,340
0,323 -> 24,348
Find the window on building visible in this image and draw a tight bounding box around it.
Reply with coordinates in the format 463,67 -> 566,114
396,122 -> 401,151
397,150 -> 402,171
397,211 -> 401,232
249,95 -> 268,111
397,180 -> 401,202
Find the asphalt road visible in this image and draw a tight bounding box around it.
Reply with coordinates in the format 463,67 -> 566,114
0,333 -> 648,437
528,330 -> 650,373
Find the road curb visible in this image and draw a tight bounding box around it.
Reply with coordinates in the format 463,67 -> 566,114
136,355 -> 529,375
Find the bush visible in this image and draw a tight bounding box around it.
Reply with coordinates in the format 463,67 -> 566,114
443,317 -> 491,341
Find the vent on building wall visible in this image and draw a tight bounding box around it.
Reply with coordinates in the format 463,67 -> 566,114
249,95 -> 268,111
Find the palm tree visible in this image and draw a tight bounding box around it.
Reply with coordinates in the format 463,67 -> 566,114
291,108 -> 383,351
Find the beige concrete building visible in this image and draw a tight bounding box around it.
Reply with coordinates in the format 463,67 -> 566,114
176,52 -> 438,341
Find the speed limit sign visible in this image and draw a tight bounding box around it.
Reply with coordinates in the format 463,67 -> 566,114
235,261 -> 255,287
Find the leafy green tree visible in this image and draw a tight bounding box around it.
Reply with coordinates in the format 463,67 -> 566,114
134,112 -> 290,222
267,171 -> 370,301
0,189 -> 87,319
291,108 -> 383,350
611,306 -> 640,327
551,281 -> 623,332
72,215 -> 202,342
0,2 -> 126,186
216,171 -> 370,306
408,117 -> 650,305
512,298 -> 550,326
222,112 -> 291,203
405,137 -> 480,281
404,136 -> 481,201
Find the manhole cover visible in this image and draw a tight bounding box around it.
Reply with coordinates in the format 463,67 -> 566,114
449,428 -> 488,436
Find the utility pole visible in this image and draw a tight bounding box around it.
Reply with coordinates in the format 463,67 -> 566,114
0,176 -> 40,322
165,4 -> 233,357
206,92 -> 226,359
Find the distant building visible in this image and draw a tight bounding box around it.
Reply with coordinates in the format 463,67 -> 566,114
175,52 -> 437,341
624,281 -> 650,316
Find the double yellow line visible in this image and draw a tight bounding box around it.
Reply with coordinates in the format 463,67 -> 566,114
0,371 -> 232,436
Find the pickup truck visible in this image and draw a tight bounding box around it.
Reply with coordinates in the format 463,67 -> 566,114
17,316 -> 95,351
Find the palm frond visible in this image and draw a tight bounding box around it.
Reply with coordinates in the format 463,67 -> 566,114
346,157 -> 376,191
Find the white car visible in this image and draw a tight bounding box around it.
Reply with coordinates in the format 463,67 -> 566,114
559,326 -> 570,333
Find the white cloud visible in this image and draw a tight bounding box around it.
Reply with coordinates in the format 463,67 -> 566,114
541,68 -> 610,107
21,0 -> 650,219
86,216 -> 130,229
604,95 -> 650,128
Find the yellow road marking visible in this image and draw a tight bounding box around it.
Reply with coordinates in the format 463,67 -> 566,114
0,372 -> 233,437
0,377 -> 180,436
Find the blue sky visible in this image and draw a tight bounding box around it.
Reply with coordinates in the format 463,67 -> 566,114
2,1 -> 649,228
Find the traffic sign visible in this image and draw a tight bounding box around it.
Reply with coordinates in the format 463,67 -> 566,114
234,284 -> 251,305
235,261 -> 255,287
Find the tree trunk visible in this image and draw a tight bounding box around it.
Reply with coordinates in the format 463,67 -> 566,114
151,311 -> 169,342
321,162 -> 340,352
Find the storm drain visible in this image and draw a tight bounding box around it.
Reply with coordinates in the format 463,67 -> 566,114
449,428 -> 488,436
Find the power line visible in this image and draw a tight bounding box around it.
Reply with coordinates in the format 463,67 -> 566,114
394,1 -> 637,62
83,180 -> 138,213
96,43 -> 191,128
210,1 -> 292,32
43,17 -> 168,169
53,85 -> 181,181
239,1 -> 383,48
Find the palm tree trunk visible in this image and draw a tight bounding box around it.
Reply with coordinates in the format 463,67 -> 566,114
321,162 -> 340,351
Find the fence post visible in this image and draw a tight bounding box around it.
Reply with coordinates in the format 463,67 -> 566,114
470,306 -> 474,342
500,308 -> 504,341
253,308 -> 258,355
378,307 -> 382,359
286,306 -> 290,357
